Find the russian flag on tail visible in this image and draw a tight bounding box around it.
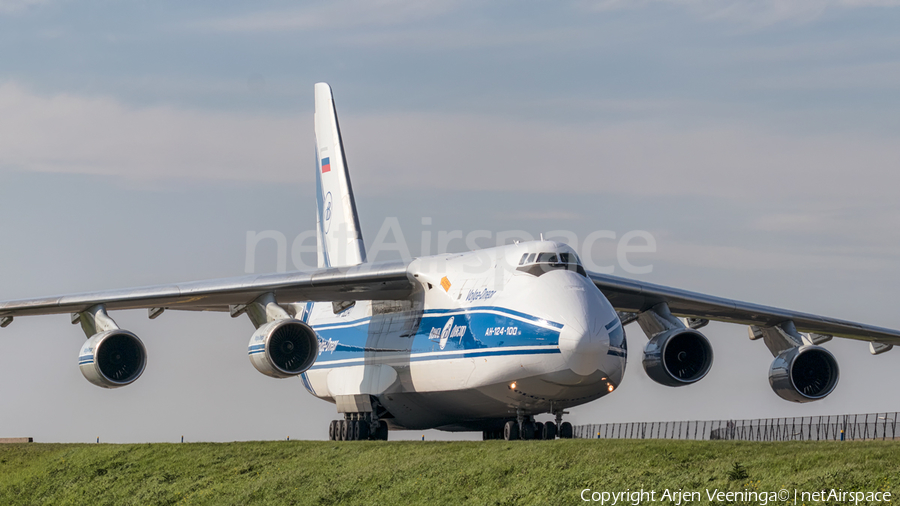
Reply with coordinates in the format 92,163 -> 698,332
321,157 -> 331,173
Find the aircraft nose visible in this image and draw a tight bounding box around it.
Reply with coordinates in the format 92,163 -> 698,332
557,290 -> 611,376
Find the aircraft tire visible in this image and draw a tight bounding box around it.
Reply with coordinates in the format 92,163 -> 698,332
521,422 -> 536,440
503,420 -> 519,441
358,420 -> 370,440
349,420 -> 359,441
560,421 -> 573,439
374,420 -> 389,441
543,421 -> 557,440
534,422 -> 544,440
328,420 -> 336,441
340,420 -> 349,441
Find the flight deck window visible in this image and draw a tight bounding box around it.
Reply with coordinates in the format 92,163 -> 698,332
537,252 -> 558,263
518,253 -> 529,265
516,251 -> 586,277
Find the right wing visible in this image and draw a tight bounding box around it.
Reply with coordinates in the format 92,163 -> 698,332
0,260 -> 414,319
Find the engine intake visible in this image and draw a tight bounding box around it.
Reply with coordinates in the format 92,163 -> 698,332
642,329 -> 713,387
248,319 -> 318,378
78,330 -> 147,388
769,345 -> 839,403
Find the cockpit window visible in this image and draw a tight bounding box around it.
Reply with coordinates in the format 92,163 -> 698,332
518,253 -> 529,266
537,252 -> 559,264
516,251 -> 586,277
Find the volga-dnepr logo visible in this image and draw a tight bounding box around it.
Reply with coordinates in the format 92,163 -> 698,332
429,316 -> 468,350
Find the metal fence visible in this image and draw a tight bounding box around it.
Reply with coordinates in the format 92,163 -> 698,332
574,412 -> 900,441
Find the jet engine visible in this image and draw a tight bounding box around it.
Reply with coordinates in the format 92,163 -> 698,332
769,345 -> 839,403
248,319 -> 319,378
642,328 -> 714,387
78,330 -> 147,388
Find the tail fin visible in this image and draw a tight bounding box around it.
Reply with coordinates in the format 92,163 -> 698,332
314,83 -> 367,268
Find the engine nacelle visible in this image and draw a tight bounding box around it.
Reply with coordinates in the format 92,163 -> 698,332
642,329 -> 714,387
78,330 -> 147,388
769,345 -> 839,403
248,319 -> 318,378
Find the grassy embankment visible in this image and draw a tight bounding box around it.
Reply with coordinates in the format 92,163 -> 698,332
0,439 -> 896,505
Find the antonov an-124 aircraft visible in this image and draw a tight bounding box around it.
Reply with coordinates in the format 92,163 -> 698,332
2,84 -> 899,441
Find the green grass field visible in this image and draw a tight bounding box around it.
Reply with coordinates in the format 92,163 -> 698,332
0,439 -> 896,505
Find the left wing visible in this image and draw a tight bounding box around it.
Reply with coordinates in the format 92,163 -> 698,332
0,260 -> 413,319
590,270 -> 900,345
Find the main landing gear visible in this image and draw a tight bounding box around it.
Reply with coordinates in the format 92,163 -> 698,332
482,410 -> 574,441
328,413 -> 389,441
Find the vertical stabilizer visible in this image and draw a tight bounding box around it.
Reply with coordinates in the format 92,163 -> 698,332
314,83 -> 367,268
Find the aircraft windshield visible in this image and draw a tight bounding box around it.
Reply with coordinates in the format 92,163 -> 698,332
516,251 -> 585,276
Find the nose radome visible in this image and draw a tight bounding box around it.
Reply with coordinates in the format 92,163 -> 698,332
558,311 -> 607,376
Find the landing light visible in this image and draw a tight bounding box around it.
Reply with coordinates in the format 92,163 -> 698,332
607,384 -> 614,392
509,382 -> 517,390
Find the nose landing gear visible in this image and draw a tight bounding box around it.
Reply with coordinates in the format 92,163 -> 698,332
556,410 -> 574,439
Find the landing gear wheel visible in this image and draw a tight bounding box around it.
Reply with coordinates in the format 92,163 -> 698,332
350,420 -> 361,441
521,422 -> 536,440
503,420 -> 519,441
543,421 -> 557,440
340,420 -> 349,441
559,421 -> 573,439
534,422 -> 544,440
357,420 -> 370,440
485,430 -> 501,440
484,429 -> 503,440
328,420 -> 337,441
374,420 -> 389,441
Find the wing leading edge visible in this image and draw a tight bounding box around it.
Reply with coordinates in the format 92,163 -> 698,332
0,260 -> 414,319
590,271 -> 900,345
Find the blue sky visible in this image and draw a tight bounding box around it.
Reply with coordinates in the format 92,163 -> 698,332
2,0 -> 900,442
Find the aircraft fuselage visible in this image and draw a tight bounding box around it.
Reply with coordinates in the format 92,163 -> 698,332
301,240 -> 627,431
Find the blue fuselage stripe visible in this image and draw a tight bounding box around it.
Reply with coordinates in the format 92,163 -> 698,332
312,306 -> 564,331
310,347 -> 561,370
310,307 -> 562,368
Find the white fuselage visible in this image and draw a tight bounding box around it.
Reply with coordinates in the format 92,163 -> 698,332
299,241 -> 627,431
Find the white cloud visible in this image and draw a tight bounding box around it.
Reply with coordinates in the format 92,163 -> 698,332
494,210 -> 583,221
0,82 -> 301,182
197,0 -> 462,32
583,0 -> 900,25
341,113 -> 900,202
3,82 -> 899,208
657,237 -> 894,272
0,0 -> 51,13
